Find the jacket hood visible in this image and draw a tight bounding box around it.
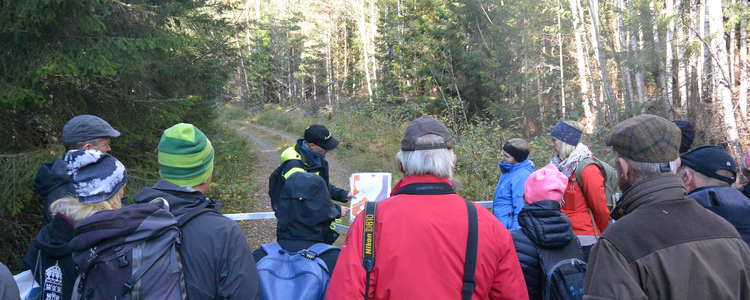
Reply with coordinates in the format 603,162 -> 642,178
132,180 -> 220,217
34,158 -> 71,197
517,200 -> 576,249
281,139 -> 323,169
32,213 -> 75,257
499,159 -> 535,174
275,172 -> 338,242
611,174 -> 687,220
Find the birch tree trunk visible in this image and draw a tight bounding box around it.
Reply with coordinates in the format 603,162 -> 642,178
630,0 -> 646,112
677,0 -> 688,119
587,0 -> 618,124
370,0 -> 378,91
569,0 -> 596,131
618,0 -> 635,111
360,0 -> 373,101
707,0 -> 743,159
665,0 -> 675,114
741,0 -> 748,119
558,0 -> 566,117
652,0 -> 673,118
235,36 -> 250,100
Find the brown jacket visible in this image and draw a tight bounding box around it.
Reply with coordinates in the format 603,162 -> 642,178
583,175 -> 750,300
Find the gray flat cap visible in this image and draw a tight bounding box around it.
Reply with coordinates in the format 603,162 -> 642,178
63,115 -> 120,144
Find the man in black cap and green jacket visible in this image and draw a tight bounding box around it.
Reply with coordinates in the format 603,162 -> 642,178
583,114 -> 750,299
270,124 -> 353,223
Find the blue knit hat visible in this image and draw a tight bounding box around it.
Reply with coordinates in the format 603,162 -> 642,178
551,121 -> 583,146
65,149 -> 128,203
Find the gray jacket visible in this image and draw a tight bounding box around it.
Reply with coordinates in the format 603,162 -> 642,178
0,262 -> 19,300
133,180 -> 260,300
584,175 -> 750,299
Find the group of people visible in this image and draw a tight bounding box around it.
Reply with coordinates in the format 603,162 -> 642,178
3,112 -> 750,300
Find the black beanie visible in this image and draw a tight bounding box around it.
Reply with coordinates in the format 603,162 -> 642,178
673,120 -> 695,154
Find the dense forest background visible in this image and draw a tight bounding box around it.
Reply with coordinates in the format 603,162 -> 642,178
2,0 -> 749,270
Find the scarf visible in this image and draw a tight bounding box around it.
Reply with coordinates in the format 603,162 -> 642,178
549,143 -> 592,177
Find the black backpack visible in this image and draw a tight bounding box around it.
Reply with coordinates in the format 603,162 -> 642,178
268,161 -> 290,211
538,239 -> 587,300
69,201 -> 216,300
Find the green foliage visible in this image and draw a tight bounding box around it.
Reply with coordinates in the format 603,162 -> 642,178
208,126 -> 259,214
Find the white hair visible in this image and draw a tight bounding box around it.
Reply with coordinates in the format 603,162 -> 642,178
678,166 -> 732,187
623,156 -> 679,181
397,134 -> 454,178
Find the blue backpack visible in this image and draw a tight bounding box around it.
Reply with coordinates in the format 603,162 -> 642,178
257,242 -> 338,300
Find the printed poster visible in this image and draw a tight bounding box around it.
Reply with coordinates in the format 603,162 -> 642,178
350,173 -> 392,223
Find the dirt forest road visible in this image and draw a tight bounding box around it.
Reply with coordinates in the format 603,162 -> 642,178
228,121 -> 353,250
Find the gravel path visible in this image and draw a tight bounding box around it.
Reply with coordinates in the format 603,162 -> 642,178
228,121 -> 352,250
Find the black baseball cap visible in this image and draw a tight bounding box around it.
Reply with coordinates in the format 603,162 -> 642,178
63,115 -> 120,144
680,145 -> 737,184
304,124 -> 339,150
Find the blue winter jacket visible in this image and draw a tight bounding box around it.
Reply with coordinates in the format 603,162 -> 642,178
688,186 -> 750,247
493,159 -> 535,229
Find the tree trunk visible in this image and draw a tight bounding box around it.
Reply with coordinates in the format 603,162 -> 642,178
558,0 -> 566,118
370,0 -> 378,91
255,0 -> 261,21
618,0 -> 634,113
741,0 -> 749,119
360,0 -> 373,101
652,0 -> 673,118
708,0 -> 743,159
677,0 -> 688,119
630,0 -> 646,112
665,0 -> 675,116
538,66 -> 544,124
235,36 -> 250,101
587,0 -> 618,124
569,0 -> 596,131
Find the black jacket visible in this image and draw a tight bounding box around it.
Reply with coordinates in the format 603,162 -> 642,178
34,158 -> 75,224
275,172 -> 341,244
133,181 -> 260,300
278,140 -> 349,205
688,186 -> 750,247
510,200 -> 578,300
21,213 -> 77,300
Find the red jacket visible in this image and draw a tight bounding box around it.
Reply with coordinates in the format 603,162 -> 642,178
327,174 -> 527,300
561,164 -> 610,236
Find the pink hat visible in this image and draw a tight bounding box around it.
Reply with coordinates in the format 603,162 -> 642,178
524,164 -> 569,203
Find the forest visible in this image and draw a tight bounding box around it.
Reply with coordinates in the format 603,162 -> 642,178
1,0 -> 748,270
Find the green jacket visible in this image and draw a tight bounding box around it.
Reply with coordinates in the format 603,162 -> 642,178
583,175 -> 750,299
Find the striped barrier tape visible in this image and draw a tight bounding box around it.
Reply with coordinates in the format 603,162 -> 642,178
225,201 -> 493,233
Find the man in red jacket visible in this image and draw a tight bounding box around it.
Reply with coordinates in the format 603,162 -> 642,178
327,115 -> 527,300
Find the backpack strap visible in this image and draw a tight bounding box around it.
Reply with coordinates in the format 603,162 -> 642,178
306,243 -> 339,257
176,207 -> 218,228
462,200 -> 478,300
362,201 -> 377,300
260,242 -> 284,256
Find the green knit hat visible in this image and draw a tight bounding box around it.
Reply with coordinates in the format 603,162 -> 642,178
158,123 -> 215,187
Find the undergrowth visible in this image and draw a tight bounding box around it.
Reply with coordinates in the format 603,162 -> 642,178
247,102 -> 615,203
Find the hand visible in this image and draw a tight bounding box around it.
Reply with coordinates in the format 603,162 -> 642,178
346,191 -> 355,202
340,206 -> 351,217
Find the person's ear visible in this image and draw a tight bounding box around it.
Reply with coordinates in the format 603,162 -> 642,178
616,157 -> 631,190
397,157 -> 405,174
452,154 -> 457,171
82,143 -> 93,150
682,169 -> 694,190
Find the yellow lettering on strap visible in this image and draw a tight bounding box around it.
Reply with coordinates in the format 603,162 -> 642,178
283,167 -> 306,179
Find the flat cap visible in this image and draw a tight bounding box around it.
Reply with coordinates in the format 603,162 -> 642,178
401,115 -> 453,151
605,114 -> 681,163
63,115 -> 120,144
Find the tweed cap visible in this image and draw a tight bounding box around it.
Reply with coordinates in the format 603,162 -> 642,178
401,115 -> 453,151
604,114 -> 681,163
158,123 -> 214,187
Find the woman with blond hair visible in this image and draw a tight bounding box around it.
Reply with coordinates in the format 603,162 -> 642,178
549,121 -> 609,250
21,149 -> 127,300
